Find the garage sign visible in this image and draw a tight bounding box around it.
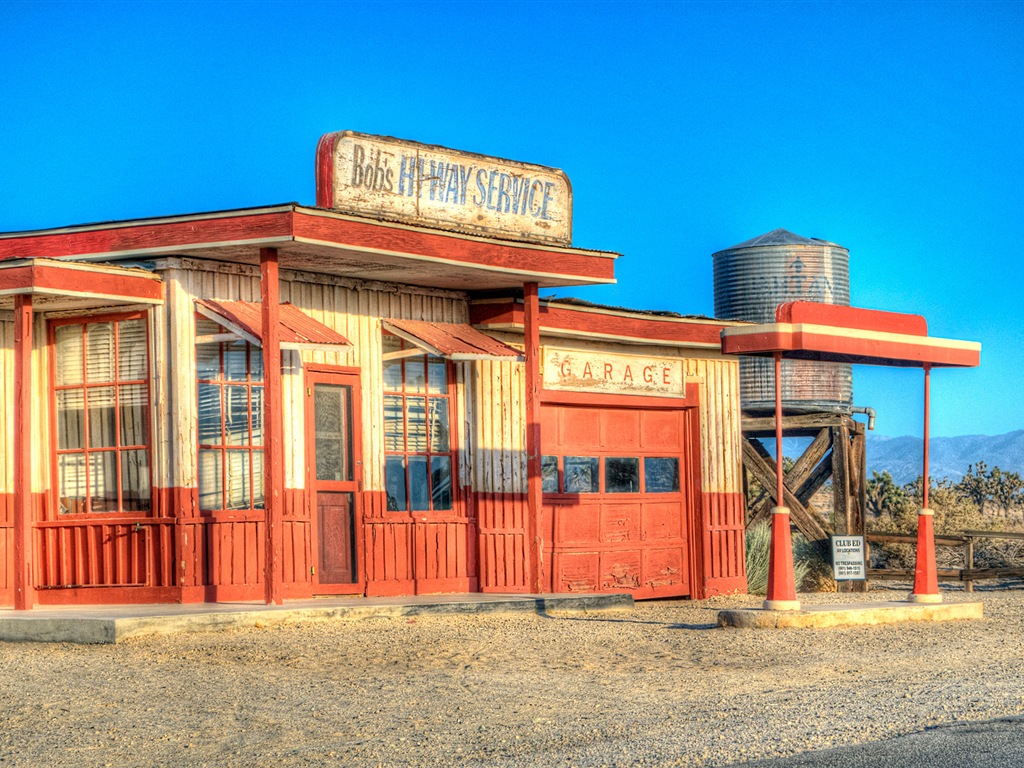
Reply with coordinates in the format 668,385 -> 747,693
316,131 -> 572,245
543,348 -> 685,398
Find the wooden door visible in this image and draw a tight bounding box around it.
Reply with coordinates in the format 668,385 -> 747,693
307,369 -> 363,593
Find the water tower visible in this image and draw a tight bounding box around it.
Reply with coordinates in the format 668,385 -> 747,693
713,229 -> 867,589
713,228 -> 852,414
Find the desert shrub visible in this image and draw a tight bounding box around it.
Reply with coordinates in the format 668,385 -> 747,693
745,520 -> 812,595
794,532 -> 837,592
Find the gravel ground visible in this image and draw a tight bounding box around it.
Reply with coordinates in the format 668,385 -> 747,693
1,587 -> 1022,768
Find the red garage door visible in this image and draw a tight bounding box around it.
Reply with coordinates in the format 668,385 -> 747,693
541,403 -> 695,599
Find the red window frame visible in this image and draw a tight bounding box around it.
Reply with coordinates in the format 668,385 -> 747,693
382,338 -> 458,515
48,311 -> 153,517
195,314 -> 265,513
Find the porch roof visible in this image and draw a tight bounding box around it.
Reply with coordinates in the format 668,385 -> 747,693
0,258 -> 163,312
0,204 -> 619,292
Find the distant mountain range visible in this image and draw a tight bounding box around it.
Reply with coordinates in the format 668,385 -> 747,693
865,430 -> 1024,485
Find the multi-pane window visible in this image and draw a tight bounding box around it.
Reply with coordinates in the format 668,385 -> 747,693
541,454 -> 680,494
196,317 -> 265,512
52,315 -> 151,514
382,336 -> 453,512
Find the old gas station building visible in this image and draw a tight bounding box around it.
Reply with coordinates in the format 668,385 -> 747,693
0,132 -> 747,609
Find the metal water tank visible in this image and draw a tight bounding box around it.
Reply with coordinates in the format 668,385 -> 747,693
713,229 -> 852,414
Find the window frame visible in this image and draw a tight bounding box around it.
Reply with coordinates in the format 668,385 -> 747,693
381,336 -> 460,517
541,453 -> 682,496
195,314 -> 266,514
47,310 -> 154,518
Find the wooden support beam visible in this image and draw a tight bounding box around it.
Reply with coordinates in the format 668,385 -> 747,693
261,247 -> 284,605
746,432 -> 831,521
523,281 -> 543,594
850,421 -> 867,536
13,294 -> 34,610
832,424 -> 852,536
742,412 -> 855,436
741,440 -> 833,542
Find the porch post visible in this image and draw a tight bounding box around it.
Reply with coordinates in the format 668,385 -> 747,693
13,294 -> 35,610
523,282 -> 543,594
261,248 -> 285,605
910,364 -> 940,602
764,352 -> 799,611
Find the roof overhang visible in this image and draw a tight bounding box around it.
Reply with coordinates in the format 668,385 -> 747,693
470,297 -> 736,349
197,299 -> 352,351
0,258 -> 163,312
720,302 -> 981,368
0,205 -> 618,292
382,319 -> 522,361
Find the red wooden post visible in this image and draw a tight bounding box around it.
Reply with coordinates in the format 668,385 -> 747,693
261,248 -> 285,605
764,352 -> 800,611
13,294 -> 34,610
523,282 -> 543,594
911,364 -> 940,602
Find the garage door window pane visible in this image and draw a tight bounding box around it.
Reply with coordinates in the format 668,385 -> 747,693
606,457 -> 640,493
542,455 -> 559,493
564,456 -> 598,493
645,458 -> 680,493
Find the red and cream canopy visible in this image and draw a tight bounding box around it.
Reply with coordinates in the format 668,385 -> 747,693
720,301 -> 980,368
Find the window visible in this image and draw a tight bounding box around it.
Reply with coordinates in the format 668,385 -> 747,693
52,315 -> 151,514
541,455 -> 680,494
196,316 -> 264,512
644,457 -> 680,493
382,336 -> 453,512
564,456 -> 599,493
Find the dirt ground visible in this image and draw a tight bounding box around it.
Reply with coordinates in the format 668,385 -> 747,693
1,587 -> 1022,767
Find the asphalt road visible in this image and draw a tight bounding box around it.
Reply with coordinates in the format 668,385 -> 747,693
736,717 -> 1024,767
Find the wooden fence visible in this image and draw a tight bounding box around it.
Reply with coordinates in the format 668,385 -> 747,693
866,529 -> 1024,592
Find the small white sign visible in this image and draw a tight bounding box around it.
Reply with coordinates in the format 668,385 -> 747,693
831,535 -> 866,581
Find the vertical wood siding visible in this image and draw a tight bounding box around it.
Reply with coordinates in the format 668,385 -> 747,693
464,339 -> 529,591
685,354 -> 747,594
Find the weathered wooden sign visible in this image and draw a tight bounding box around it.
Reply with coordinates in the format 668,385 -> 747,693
316,131 -> 572,245
543,347 -> 686,398
831,535 -> 866,580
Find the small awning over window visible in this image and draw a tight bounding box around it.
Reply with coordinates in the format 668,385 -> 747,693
196,299 -> 352,351
382,319 -> 522,361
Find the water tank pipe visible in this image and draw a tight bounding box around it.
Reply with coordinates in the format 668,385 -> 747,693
851,405 -> 876,431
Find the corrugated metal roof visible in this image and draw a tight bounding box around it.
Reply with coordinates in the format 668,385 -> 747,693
544,296 -> 722,322
383,319 -> 521,360
197,299 -> 352,349
721,228 -> 843,251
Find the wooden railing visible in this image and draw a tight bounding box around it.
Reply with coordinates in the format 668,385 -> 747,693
866,529 -> 1024,592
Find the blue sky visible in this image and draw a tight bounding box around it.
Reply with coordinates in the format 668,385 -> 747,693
2,0 -> 1021,437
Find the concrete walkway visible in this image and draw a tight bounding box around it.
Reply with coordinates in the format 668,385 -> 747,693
717,599 -> 984,629
0,592 -> 633,644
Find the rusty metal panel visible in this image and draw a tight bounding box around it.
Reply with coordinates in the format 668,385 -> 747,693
196,299 -> 352,347
383,319 -> 520,360
317,131 -> 572,245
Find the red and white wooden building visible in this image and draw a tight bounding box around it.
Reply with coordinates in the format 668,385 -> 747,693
0,132 -> 747,608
